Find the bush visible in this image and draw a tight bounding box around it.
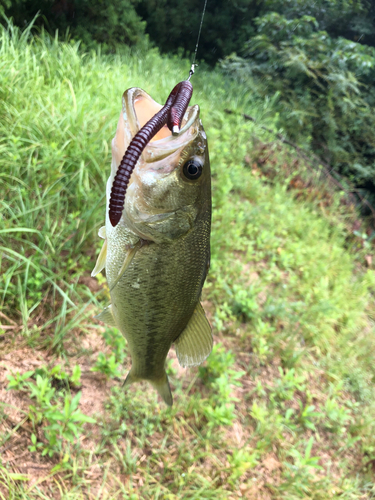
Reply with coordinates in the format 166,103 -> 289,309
222,12 -> 375,205
136,0 -> 259,66
1,0 -> 146,50
262,0 -> 375,48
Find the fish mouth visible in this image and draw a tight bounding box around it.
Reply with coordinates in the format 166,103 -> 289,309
122,87 -> 200,163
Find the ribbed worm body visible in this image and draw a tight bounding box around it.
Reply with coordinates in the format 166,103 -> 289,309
167,81 -> 194,132
109,80 -> 193,227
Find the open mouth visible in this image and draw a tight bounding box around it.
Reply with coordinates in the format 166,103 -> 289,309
107,85 -> 202,228
123,87 -> 200,163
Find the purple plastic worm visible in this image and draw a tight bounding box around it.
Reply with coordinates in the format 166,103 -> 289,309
109,80 -> 193,227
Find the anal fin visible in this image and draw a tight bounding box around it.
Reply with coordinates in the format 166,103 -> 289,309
174,302 -> 213,368
94,304 -> 117,327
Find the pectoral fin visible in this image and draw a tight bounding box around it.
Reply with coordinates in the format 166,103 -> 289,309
91,238 -> 107,277
175,303 -> 213,368
98,226 -> 106,239
94,305 -> 117,327
109,240 -> 142,292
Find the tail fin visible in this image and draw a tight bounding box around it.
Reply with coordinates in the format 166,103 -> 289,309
151,372 -> 173,406
123,369 -> 173,406
122,370 -> 137,389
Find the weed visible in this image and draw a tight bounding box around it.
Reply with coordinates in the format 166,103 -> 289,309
297,402 -> 321,432
91,352 -> 122,378
2,21 -> 375,498
323,397 -> 351,434
250,401 -> 284,451
199,344 -> 244,428
227,448 -> 258,484
6,370 -> 35,390
7,366 -> 94,458
31,391 -> 95,458
270,367 -> 307,403
279,437 -> 326,497
91,326 -> 127,378
102,327 -> 127,363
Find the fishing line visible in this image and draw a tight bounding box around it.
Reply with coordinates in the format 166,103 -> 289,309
188,0 -> 208,80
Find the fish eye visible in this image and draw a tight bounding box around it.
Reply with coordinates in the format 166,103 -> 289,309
183,159 -> 203,180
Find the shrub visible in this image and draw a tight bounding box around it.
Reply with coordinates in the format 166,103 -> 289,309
222,13 -> 375,205
1,0 -> 146,50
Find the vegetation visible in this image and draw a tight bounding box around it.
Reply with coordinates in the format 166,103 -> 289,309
3,0 -> 375,203
136,0 -> 375,64
260,0 -> 375,48
136,0 -> 259,65
223,11 -> 375,207
0,0 -> 146,50
1,22 -> 375,498
3,0 -> 374,63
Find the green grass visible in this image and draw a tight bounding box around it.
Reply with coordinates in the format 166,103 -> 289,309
1,21 -> 375,499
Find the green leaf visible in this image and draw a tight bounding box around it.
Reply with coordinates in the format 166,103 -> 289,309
8,473 -> 29,481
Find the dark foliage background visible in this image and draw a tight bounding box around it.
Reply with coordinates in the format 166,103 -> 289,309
222,12 -> 375,205
135,0 -> 260,65
3,0 -> 374,62
136,0 -> 375,63
0,0 -> 146,49
2,0 -> 375,205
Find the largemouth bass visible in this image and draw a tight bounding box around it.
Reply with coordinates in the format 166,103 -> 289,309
92,87 -> 212,405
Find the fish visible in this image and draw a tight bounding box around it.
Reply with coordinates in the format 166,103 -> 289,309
92,86 -> 212,405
